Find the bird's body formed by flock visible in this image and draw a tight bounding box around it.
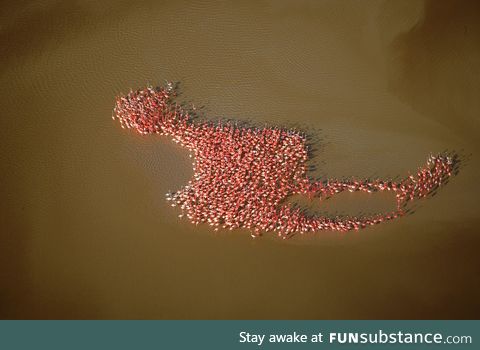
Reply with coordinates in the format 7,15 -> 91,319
113,83 -> 455,238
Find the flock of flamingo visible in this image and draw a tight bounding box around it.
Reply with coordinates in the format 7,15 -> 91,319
113,83 -> 457,238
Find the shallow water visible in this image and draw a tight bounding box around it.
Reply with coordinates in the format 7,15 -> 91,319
1,0 -> 479,319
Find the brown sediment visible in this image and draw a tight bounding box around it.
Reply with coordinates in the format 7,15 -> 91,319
386,0 -> 480,137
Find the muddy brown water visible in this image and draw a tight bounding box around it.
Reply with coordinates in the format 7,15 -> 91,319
1,0 -> 479,319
